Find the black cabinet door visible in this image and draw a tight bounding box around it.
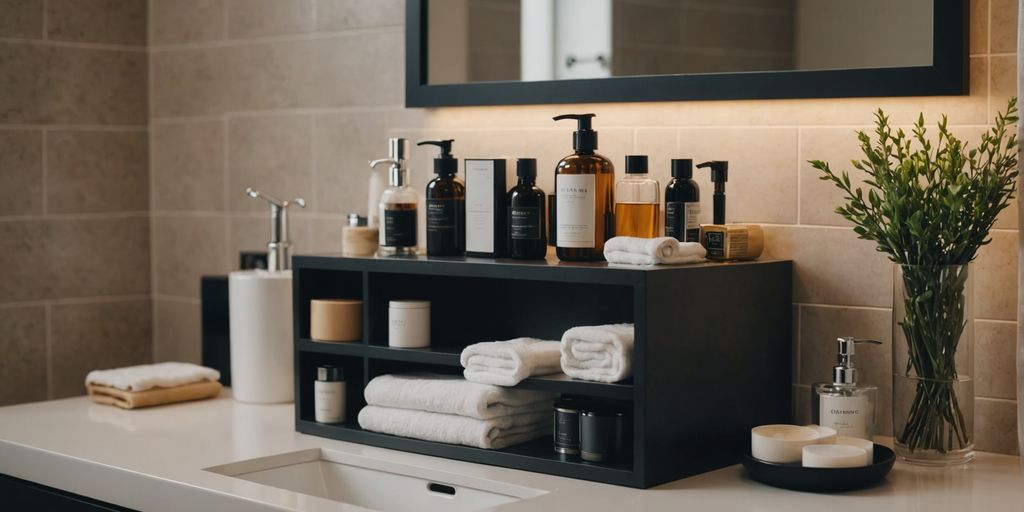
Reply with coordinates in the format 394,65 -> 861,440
1,474 -> 137,512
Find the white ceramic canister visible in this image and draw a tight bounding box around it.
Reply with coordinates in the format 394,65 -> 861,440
229,269 -> 294,404
314,365 -> 346,423
388,300 -> 430,348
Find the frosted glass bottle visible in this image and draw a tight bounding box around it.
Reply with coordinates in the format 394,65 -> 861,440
614,155 -> 660,238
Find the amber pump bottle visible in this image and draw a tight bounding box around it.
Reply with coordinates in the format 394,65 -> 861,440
553,113 -> 615,261
508,158 -> 547,260
419,139 -> 465,257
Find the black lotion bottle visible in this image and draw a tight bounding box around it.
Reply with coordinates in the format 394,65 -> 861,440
508,158 -> 547,259
664,159 -> 701,242
419,139 -> 465,256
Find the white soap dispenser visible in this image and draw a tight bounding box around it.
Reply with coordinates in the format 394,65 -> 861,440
229,188 -> 306,404
812,337 -> 881,440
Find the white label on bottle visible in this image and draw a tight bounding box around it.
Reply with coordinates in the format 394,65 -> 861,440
556,174 -> 596,248
684,202 -> 701,230
465,160 -> 495,253
820,395 -> 869,438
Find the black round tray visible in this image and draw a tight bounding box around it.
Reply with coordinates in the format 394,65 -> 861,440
741,444 -> 895,492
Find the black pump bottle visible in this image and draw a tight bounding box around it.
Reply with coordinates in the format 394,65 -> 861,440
697,160 -> 728,225
420,139 -> 465,256
665,159 -> 701,242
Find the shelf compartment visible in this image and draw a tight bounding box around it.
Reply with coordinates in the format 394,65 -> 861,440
295,421 -> 636,487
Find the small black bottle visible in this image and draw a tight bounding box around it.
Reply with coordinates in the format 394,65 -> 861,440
508,159 -> 547,260
664,159 -> 701,242
420,139 -> 465,256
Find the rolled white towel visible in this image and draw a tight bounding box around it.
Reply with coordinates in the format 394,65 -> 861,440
560,324 -> 635,383
85,362 -> 220,392
358,405 -> 551,450
460,338 -> 562,386
364,373 -> 554,420
603,236 -> 705,266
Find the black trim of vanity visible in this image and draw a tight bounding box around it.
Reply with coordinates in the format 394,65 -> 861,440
0,473 -> 138,512
405,0 -> 968,107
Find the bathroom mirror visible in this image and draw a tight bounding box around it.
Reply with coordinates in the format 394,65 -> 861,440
406,0 -> 967,106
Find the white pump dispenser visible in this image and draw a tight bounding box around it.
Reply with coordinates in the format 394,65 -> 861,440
228,188 -> 306,404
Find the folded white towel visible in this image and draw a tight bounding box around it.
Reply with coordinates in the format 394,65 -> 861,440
85,362 -> 220,392
560,324 -> 635,383
364,373 -> 554,420
603,236 -> 706,266
358,405 -> 550,449
460,338 -> 562,386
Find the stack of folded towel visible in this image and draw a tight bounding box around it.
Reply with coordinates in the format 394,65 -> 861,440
560,324 -> 635,383
603,236 -> 706,266
357,373 -> 554,449
460,337 -> 562,386
85,362 -> 222,409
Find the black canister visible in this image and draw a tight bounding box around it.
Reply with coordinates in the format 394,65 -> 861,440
553,399 -> 580,455
580,409 -> 628,462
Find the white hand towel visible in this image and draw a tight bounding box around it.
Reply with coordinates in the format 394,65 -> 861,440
603,236 -> 706,266
358,405 -> 550,450
85,362 -> 220,392
364,373 -> 554,420
560,324 -> 635,383
460,338 -> 562,386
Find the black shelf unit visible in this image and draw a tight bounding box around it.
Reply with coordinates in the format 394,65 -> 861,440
293,254 -> 792,488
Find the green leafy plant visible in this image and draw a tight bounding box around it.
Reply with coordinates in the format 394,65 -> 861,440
810,98 -> 1019,454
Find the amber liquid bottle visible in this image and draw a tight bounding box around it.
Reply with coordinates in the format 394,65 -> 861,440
419,140 -> 465,256
614,155 -> 660,238
553,114 -> 615,261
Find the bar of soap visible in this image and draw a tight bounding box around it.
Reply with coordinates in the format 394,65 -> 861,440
751,425 -> 820,463
802,444 -> 868,468
835,436 -> 874,465
806,424 -> 837,444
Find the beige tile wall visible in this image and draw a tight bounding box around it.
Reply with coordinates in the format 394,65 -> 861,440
0,0 -> 151,405
145,0 -> 1019,453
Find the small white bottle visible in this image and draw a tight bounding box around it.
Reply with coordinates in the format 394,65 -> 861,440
812,337 -> 881,440
314,365 -> 346,424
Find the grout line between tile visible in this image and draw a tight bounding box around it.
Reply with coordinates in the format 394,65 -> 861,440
152,295 -> 202,304
44,302 -> 52,400
0,36 -> 147,52
223,115 -> 232,271
0,294 -> 152,309
149,24 -> 402,53
40,130 -> 47,215
976,396 -> 1017,405
0,124 -> 147,132
793,302 -> 892,312
795,127 -> 802,224
0,211 -> 149,222
974,317 -> 1019,324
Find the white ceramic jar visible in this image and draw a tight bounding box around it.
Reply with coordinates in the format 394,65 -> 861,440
314,365 -> 345,423
388,300 -> 430,348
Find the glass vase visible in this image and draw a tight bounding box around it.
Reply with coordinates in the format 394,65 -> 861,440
892,264 -> 974,465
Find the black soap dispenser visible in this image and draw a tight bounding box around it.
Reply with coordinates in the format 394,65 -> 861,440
419,139 -> 466,257
696,160 -> 765,261
552,113 -> 615,262
507,158 -> 547,260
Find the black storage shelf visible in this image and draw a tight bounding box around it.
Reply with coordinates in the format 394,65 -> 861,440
293,253 -> 792,488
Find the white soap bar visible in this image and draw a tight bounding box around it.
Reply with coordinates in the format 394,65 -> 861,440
806,424 -> 837,444
802,444 -> 867,468
836,436 -> 874,465
751,425 -> 820,464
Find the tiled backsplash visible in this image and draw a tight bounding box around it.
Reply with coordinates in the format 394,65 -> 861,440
2,0 -> 1020,455
0,0 -> 151,404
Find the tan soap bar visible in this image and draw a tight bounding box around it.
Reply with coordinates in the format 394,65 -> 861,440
311,299 -> 362,342
700,224 -> 765,261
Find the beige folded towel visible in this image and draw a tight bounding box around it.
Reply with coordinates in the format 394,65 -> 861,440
87,380 -> 222,409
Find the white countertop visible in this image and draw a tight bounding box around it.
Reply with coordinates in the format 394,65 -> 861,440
1,392 -> 1021,511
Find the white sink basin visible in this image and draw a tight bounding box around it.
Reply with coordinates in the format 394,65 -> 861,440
205,448 -> 546,512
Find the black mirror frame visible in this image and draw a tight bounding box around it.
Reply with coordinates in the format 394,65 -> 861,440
405,0 -> 967,108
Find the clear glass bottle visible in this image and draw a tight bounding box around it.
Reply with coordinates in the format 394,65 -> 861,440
614,155 -> 660,238
371,138 -> 418,256
812,337 -> 881,441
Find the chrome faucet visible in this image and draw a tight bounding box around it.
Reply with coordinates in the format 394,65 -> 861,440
245,188 -> 306,271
